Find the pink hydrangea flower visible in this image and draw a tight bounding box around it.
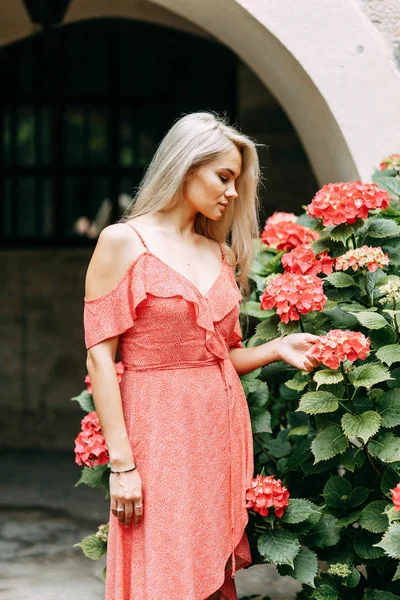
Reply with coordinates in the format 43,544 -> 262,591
261,213 -> 318,251
306,181 -> 390,226
260,272 -> 327,323
246,474 -> 290,518
335,246 -> 390,273
282,243 -> 334,277
390,483 -> 400,513
310,329 -> 370,370
74,411 -> 109,468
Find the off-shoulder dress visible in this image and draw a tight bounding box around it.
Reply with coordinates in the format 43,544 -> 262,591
83,222 -> 254,600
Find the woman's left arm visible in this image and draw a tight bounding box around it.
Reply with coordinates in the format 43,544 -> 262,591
228,333 -> 321,376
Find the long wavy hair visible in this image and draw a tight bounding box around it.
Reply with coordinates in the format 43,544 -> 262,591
119,111 -> 261,299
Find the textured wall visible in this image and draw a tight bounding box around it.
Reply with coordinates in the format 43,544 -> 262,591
0,249 -> 91,449
358,0 -> 400,69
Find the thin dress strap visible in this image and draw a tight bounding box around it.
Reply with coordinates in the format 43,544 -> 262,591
125,222 -> 150,251
218,241 -> 226,264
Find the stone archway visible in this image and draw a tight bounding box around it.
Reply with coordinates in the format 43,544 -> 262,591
148,0 -> 400,186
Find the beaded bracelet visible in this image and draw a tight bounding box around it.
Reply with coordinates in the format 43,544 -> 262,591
110,465 -> 137,474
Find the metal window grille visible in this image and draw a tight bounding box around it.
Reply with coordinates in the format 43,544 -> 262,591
0,19 -> 237,248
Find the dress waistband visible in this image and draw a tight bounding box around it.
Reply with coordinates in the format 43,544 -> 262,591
122,357 -> 220,372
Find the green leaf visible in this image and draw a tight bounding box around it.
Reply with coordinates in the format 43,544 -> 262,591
250,408 -> 272,434
242,301 -> 275,320
73,532 -> 107,560
359,500 -> 390,533
311,425 -> 347,463
330,221 -> 363,245
257,529 -> 300,567
347,486 -> 372,508
370,327 -> 397,350
313,369 -> 344,389
71,389 -> 95,412
241,369 -> 268,397
277,547 -> 318,587
285,371 -> 310,391
377,345 -> 400,367
363,591 -> 400,600
367,218 -> 400,239
266,438 -> 291,458
377,390 -> 400,428
369,432 -> 400,463
373,175 -> 400,197
351,311 -> 390,330
341,302 -> 378,313
311,585 -> 338,600
288,425 -> 310,437
393,563 -> 400,581
348,362 -> 393,389
374,522 -> 400,558
75,464 -> 110,489
280,498 -> 321,524
341,447 -> 366,472
254,314 -> 280,341
336,511 -> 362,527
346,567 -> 361,588
297,391 -> 340,415
326,272 -> 357,288
341,411 -> 382,443
304,514 -> 343,548
324,306 -> 359,328
381,468 -> 400,498
354,531 -> 386,559
323,476 -> 352,508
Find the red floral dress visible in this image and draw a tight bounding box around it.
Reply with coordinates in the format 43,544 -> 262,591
83,223 -> 254,600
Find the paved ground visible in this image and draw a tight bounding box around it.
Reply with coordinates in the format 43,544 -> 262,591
0,450 -> 300,600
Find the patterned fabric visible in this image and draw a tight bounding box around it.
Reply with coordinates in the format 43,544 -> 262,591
83,223 -> 254,600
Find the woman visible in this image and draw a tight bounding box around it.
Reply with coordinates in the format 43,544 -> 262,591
83,112 -> 320,600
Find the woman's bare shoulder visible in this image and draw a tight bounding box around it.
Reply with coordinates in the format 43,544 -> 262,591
84,223 -> 143,300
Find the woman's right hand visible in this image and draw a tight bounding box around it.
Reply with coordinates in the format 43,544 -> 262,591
110,468 -> 143,527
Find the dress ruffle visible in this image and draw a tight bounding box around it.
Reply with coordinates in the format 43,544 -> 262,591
84,251 -> 243,353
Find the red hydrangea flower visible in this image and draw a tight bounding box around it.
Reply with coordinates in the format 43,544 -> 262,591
260,272 -> 327,323
261,212 -> 318,251
85,361 -> 125,394
390,483 -> 400,513
310,329 -> 370,370
379,153 -> 400,171
306,181 -> 390,226
245,474 -> 290,518
282,243 -> 334,276
74,411 -> 109,468
265,211 -> 298,225
335,246 -> 390,273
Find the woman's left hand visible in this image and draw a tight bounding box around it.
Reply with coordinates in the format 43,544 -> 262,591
274,333 -> 321,372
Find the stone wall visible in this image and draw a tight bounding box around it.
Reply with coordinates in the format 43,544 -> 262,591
0,249 -> 91,449
358,0 -> 400,69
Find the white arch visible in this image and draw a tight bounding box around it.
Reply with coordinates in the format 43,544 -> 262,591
2,0 -> 400,185
150,0 -> 400,185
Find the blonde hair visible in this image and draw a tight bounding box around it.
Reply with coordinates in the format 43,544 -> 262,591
119,111 -> 261,298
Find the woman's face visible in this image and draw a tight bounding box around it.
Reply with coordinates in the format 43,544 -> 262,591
182,145 -> 242,220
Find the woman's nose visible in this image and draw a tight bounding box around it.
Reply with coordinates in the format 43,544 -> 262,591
225,185 -> 238,199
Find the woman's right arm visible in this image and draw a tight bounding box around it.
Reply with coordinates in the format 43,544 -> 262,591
85,224 -> 143,527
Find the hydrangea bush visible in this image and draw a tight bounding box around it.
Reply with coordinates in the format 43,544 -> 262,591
72,156 -> 400,599
241,159 -> 400,599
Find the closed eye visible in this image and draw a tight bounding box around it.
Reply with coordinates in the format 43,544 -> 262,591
219,175 -> 228,183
